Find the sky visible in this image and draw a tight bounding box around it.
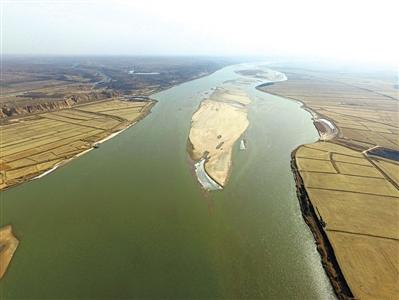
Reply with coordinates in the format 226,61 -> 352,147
2,0 -> 399,65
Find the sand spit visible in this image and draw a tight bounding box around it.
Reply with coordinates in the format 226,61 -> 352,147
188,87 -> 250,189
0,225 -> 19,280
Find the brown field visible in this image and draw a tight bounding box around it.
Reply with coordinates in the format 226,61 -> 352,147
259,69 -> 399,150
0,225 -> 19,280
372,158 -> 399,185
296,141 -> 399,300
0,99 -> 154,190
260,67 -> 399,300
328,233 -> 399,299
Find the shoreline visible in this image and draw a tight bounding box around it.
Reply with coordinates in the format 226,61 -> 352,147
31,123 -> 135,182
256,80 -> 353,299
255,87 -> 340,140
2,100 -> 156,191
290,148 -> 354,300
292,102 -> 354,299
1,63 -> 230,191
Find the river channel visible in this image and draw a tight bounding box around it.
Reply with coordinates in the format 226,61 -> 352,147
0,64 -> 335,299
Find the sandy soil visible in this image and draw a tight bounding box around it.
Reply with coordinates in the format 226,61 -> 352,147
188,88 -> 250,187
0,225 -> 19,280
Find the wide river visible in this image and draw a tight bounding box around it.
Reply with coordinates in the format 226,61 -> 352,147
0,64 -> 335,299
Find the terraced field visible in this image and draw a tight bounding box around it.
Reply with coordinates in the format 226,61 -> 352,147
0,99 -> 154,190
260,68 -> 399,300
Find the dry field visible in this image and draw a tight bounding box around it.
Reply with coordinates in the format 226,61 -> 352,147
0,225 -> 19,280
261,68 -> 399,299
0,99 -> 153,190
297,142 -> 399,299
259,70 -> 399,150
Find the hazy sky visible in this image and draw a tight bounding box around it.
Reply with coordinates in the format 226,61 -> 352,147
2,0 -> 398,64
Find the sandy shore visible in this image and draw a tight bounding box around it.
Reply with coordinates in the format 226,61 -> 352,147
0,225 -> 19,280
188,87 -> 250,189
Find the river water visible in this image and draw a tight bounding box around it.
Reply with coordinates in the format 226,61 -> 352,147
0,64 -> 335,299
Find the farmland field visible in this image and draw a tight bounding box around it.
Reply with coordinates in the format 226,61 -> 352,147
0,99 -> 154,190
260,67 -> 399,299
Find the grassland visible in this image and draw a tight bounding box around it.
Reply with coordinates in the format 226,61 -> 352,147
0,99 -> 154,190
260,67 -> 399,300
0,225 -> 19,280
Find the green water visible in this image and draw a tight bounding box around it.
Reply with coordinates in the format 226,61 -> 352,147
0,65 -> 335,299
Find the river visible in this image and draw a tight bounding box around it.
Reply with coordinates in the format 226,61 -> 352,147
0,64 -> 335,299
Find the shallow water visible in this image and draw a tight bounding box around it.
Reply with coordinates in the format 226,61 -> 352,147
0,64 -> 335,299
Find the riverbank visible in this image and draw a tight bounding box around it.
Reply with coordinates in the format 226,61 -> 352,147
0,99 -> 155,191
32,121 -> 139,181
290,149 -> 354,300
259,67 -> 399,300
0,63 -> 336,299
256,77 -> 354,298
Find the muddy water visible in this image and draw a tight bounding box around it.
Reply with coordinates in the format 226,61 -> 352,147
0,64 -> 335,299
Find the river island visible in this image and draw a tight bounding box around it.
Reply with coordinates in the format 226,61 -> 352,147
188,87 -> 250,189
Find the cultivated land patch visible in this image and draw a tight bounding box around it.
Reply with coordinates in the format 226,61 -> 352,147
260,69 -> 399,300
0,99 -> 154,190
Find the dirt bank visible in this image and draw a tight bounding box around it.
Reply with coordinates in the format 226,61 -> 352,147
257,66 -> 399,299
290,149 -> 354,300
